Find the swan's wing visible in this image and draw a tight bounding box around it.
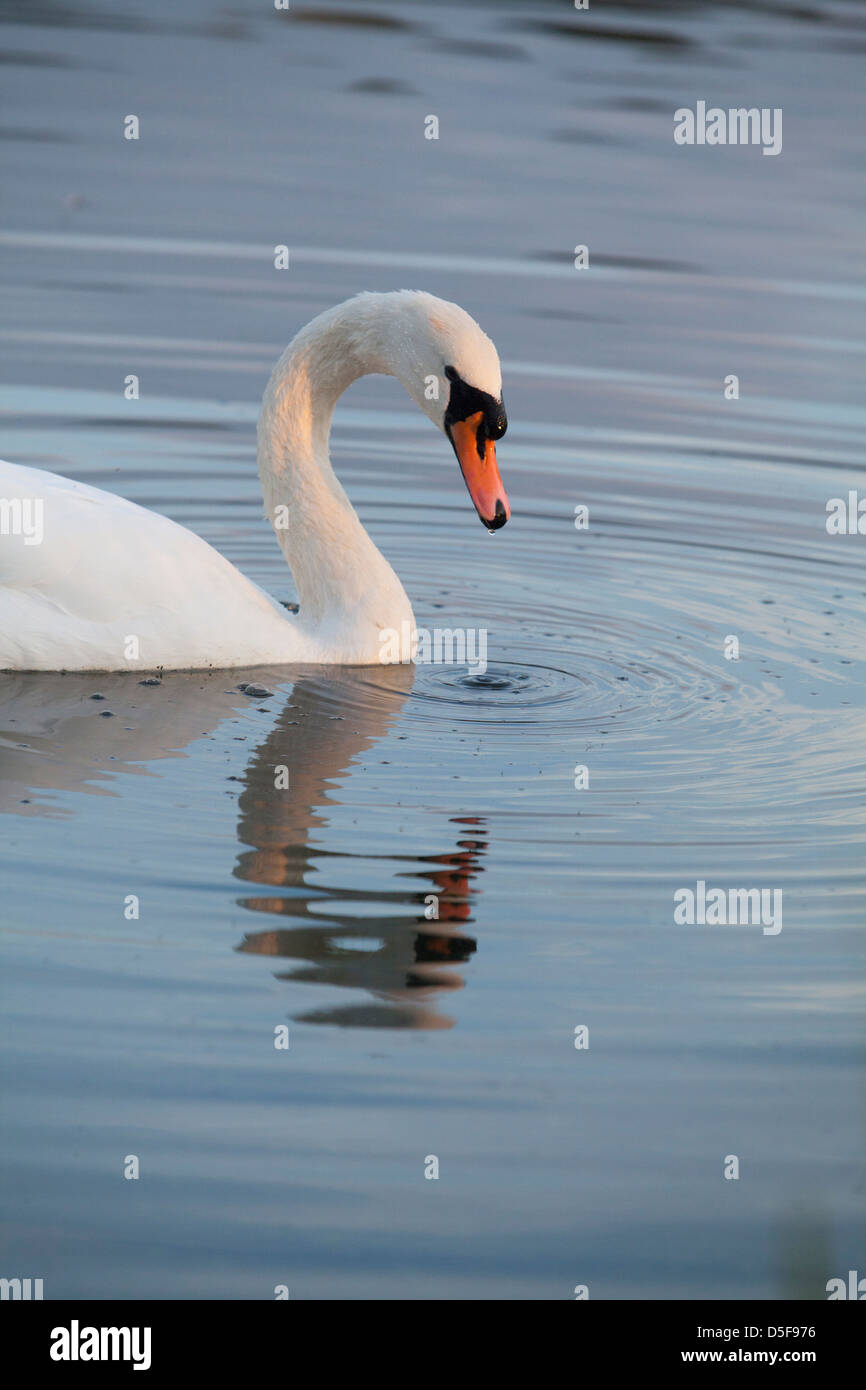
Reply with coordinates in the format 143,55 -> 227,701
0,460 -> 293,670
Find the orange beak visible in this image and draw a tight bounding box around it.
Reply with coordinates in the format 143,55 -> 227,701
447,411 -> 510,531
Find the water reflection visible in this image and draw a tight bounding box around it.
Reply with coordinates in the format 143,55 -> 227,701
0,667 -> 486,1029
236,828 -> 483,1030
232,671 -> 483,1029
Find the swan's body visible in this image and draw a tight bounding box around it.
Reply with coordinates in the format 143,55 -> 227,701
0,292 -> 509,672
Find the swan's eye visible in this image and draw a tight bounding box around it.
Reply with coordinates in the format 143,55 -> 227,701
444,366 -> 507,446
484,409 -> 507,442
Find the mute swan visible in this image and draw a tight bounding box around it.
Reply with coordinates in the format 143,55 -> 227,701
0,291 -> 510,672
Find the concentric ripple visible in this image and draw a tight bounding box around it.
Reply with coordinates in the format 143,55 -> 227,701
412,661 -> 577,710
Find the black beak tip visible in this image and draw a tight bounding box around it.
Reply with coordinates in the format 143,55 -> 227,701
482,499 -> 509,532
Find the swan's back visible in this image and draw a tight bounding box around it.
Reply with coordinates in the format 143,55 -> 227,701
0,460 -> 296,671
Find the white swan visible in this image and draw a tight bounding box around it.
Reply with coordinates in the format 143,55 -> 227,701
0,291 -> 510,672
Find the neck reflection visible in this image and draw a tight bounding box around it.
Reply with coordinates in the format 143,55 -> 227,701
233,672 -> 486,1030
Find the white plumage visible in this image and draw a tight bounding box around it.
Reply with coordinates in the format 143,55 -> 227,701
0,291 -> 505,672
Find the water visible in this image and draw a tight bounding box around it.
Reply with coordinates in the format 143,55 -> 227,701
1,0 -> 864,1300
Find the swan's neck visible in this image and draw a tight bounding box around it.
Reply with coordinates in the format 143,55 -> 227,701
257,297 -> 415,649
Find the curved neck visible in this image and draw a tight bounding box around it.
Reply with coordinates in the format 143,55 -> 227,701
256,297 -> 412,628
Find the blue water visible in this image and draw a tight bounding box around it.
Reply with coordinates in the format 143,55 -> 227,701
0,0 -> 864,1299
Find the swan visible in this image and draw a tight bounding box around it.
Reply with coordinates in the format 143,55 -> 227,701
0,291 -> 510,672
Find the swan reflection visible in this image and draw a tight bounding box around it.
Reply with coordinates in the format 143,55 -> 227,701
232,668 -> 484,1029
0,666 -> 485,1028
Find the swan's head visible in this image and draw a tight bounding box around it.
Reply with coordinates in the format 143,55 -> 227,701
376,291 -> 511,532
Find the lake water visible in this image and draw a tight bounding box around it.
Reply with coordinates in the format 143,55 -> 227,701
1,0 -> 864,1300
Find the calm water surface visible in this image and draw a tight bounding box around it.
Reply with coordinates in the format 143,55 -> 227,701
1,0 -> 864,1298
